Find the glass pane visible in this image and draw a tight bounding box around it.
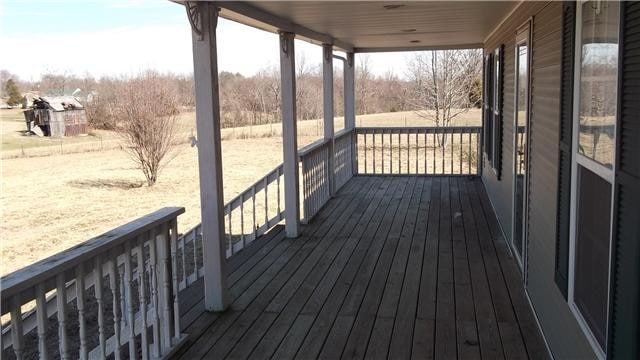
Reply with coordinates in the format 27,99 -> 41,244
493,49 -> 500,113
578,0 -> 619,168
574,165 -> 611,350
514,43 -> 528,258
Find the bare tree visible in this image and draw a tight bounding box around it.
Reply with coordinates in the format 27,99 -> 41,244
356,55 -> 375,115
406,49 -> 482,145
114,71 -> 180,186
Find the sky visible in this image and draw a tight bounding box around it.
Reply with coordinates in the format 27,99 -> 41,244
0,0 -> 413,82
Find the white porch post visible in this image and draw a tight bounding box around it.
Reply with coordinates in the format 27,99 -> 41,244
279,32 -> 301,238
344,52 -> 356,130
322,44 -> 335,196
188,2 -> 229,311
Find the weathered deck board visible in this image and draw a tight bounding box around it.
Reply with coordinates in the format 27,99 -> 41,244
175,176 -> 549,360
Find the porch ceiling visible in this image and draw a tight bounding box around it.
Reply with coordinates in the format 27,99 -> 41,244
215,1 -> 519,52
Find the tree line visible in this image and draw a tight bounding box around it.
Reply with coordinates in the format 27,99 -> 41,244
1,50 -> 482,131
2,50 -> 482,186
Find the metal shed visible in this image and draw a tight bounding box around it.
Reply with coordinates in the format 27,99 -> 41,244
23,96 -> 88,137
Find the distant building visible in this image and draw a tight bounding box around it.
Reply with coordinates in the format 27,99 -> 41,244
23,96 -> 88,137
22,91 -> 39,108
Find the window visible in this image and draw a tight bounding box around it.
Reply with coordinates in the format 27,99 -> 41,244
513,25 -> 530,269
569,1 -> 620,358
483,53 -> 494,161
483,46 -> 503,177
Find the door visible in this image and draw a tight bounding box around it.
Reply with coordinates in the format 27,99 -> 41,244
512,23 -> 531,271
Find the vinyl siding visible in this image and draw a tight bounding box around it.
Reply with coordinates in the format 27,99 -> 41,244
482,2 -> 596,358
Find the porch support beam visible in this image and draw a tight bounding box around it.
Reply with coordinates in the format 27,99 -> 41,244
189,2 -> 229,311
344,52 -> 355,130
322,43 -> 335,196
279,31 -> 300,238
354,43 -> 482,53
216,1 -> 354,53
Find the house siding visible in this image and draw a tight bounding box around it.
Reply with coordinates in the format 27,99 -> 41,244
482,1 -> 596,358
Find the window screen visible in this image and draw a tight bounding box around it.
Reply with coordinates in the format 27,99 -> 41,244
574,165 -> 611,350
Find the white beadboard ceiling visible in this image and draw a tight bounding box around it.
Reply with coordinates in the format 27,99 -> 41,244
215,1 -> 519,51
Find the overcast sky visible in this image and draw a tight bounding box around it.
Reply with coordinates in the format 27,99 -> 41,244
0,0 -> 413,81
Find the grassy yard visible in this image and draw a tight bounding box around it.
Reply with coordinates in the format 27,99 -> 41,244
0,108 -> 480,275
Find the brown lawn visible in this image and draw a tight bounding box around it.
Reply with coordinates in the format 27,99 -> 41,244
0,108 -> 480,275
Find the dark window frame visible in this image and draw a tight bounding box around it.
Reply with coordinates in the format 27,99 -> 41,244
483,52 -> 494,162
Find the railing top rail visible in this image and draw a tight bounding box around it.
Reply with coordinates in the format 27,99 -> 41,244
298,137 -> 332,158
1,207 -> 185,301
224,164 -> 283,208
355,126 -> 481,133
334,127 -> 354,141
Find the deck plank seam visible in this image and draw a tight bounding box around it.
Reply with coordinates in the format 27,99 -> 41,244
297,177 -> 416,359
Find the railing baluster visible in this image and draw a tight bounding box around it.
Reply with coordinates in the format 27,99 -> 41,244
432,132 -> 436,174
416,131 -> 419,174
406,130 -> 410,174
36,283 -> 48,360
137,236 -> 149,360
108,255 -> 121,360
450,131 -> 454,175
424,130 -> 427,174
158,224 -> 172,350
372,130 -> 376,174
149,228 -> 161,358
395,131 -> 399,174
124,242 -> 136,359
252,185 -> 257,240
227,205 -> 233,255
364,133 -> 367,174
180,234 -> 186,289
95,255 -> 106,359
469,132 -> 473,174
119,265 -> 126,337
264,176 -> 269,227
460,131 -> 463,174
240,194 -> 245,248
442,133 -> 445,174
302,160 -> 308,221
389,131 -> 393,174
10,296 -> 24,360
194,226 -> 200,279
170,220 -> 181,340
56,273 -> 69,360
277,167 -> 282,217
76,264 -> 88,360
381,131 -> 385,174
353,131 -> 358,175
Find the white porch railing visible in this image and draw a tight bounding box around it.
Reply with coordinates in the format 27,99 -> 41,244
334,128 -> 355,190
174,164 -> 284,291
1,207 -> 186,360
298,128 -> 356,222
355,126 -> 482,176
299,138 -> 332,223
0,124 -> 482,360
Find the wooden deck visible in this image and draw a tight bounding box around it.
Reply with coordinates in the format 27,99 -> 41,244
174,176 -> 548,359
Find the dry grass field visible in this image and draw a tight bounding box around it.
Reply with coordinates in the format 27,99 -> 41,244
0,108 -> 480,276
